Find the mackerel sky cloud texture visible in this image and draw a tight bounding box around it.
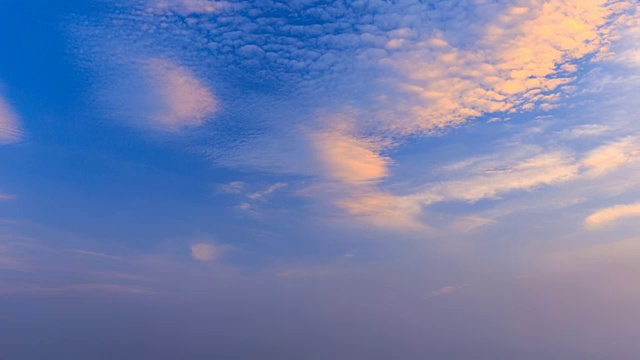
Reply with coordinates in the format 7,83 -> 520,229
1,0 -> 640,359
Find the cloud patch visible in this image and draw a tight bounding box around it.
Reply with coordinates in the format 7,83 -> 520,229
0,93 -> 22,143
190,242 -> 217,261
141,59 -> 217,131
310,126 -> 390,184
103,58 -> 217,133
585,202 -> 640,229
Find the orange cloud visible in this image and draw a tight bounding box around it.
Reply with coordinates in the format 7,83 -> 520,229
311,127 -> 390,184
382,0 -> 630,133
585,202 -> 640,228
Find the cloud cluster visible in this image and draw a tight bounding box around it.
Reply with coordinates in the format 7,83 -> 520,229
72,0 -> 639,230
379,0 -> 631,134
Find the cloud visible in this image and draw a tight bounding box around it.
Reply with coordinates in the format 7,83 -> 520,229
450,216 -> 495,233
71,0 -> 639,231
424,151 -> 579,203
190,242 -> 217,261
333,188 -> 423,230
335,130 -> 640,229
140,59 -> 217,131
0,244 -> 24,270
247,182 -> 287,200
68,249 -> 122,261
585,202 -> 640,229
427,284 -> 464,299
217,181 -> 246,194
581,136 -> 640,175
0,192 -> 15,201
310,126 -> 390,184
100,57 -> 217,133
152,0 -> 232,15
0,92 -> 22,143
0,283 -> 160,296
559,124 -> 610,138
378,0 -> 631,133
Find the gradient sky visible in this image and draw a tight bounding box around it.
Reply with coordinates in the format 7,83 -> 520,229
1,0 -> 640,359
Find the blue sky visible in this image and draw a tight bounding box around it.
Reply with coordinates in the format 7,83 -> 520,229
1,0 -> 640,359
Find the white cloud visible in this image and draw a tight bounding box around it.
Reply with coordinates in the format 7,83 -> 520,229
190,242 -> 217,261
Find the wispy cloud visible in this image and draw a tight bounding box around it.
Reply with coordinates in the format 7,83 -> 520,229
152,0 -> 232,15
427,284 -> 465,299
0,283 -> 161,296
93,56 -> 217,134
190,242 -> 217,261
247,182 -> 287,200
585,202 -> 640,229
217,181 -> 246,194
310,125 -> 390,185
581,136 -> 640,175
0,91 -> 22,143
67,249 -> 123,261
559,124 -> 611,139
142,59 -> 217,131
0,191 -> 15,201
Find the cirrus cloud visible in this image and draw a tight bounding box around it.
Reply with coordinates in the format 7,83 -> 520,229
0,92 -> 22,143
585,202 -> 640,229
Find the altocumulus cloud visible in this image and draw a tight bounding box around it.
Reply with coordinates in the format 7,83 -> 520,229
71,0 -> 639,229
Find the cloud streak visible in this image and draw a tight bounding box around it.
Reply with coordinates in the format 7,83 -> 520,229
0,92 -> 22,143
586,202 -> 640,229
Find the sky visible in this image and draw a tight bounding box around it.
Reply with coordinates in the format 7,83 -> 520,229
1,0 -> 640,359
